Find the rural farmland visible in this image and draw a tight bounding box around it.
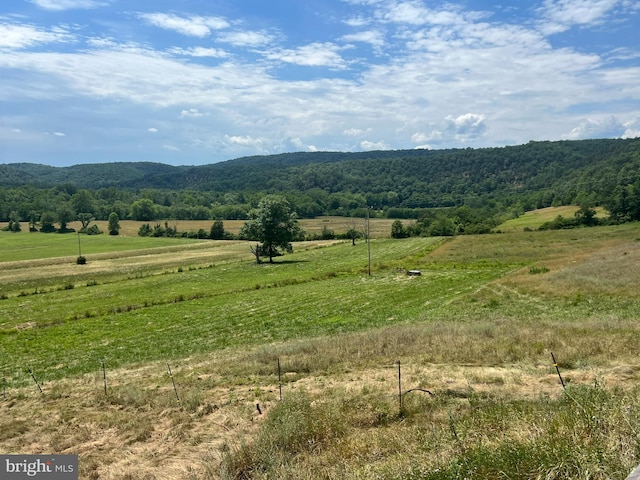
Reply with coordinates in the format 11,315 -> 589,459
2,213 -> 640,479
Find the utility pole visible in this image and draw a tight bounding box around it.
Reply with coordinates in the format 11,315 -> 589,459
366,206 -> 371,276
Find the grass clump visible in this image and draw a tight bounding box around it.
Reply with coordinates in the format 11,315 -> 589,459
220,392 -> 348,479
219,383 -> 640,480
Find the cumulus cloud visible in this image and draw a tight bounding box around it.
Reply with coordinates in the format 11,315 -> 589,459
360,139 -> 390,150
563,116 -> 626,140
148,128 -> 158,133
2,0 -> 639,165
139,13 -> 229,37
445,113 -> 487,141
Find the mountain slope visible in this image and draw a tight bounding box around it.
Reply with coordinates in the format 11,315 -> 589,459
2,138 -> 639,210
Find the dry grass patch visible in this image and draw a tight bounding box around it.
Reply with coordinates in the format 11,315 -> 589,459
65,217 -> 399,239
4,322 -> 640,479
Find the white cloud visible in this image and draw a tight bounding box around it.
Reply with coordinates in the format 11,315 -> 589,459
30,0 -> 110,10
410,132 -> 429,143
445,113 -> 487,141
148,128 -> 158,133
290,137 -> 318,151
53,131 -> 66,136
537,0 -> 619,35
342,30 -> 385,50
2,0 -> 639,165
180,108 -> 206,118
385,1 -> 464,26
0,24 -> 74,49
225,135 -> 266,148
344,16 -> 370,27
139,13 -> 229,37
169,46 -> 229,58
163,144 -> 179,151
563,116 -> 626,140
360,139 -> 390,150
623,118 -> 640,139
344,128 -> 370,136
266,42 -> 347,68
217,30 -> 276,47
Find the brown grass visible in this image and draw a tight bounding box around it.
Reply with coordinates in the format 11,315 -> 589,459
62,216 -> 405,238
4,333 -> 640,479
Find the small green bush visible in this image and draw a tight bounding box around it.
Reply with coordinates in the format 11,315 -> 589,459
529,266 -> 549,274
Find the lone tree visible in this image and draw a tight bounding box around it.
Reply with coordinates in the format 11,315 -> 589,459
108,212 -> 121,235
240,195 -> 303,263
6,211 -> 21,232
77,212 -> 95,232
209,219 -> 225,240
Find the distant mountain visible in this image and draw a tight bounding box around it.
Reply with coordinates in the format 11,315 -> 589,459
2,138 -> 640,210
0,162 -> 182,189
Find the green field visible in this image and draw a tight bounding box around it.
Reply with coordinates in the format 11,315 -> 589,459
2,216 -> 640,479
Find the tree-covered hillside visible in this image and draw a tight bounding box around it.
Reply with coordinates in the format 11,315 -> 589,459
1,138 -> 640,229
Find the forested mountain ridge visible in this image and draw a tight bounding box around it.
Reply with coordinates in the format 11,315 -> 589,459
3,138 -> 638,197
0,162 -> 180,189
2,138 -> 640,226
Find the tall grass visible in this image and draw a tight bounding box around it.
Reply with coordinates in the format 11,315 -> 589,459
217,381 -> 640,479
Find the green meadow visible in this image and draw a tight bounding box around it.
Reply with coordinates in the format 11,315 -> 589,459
2,215 -> 640,479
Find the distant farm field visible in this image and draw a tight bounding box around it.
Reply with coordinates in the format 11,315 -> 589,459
499,205 -> 607,232
69,216 -> 404,238
2,216 -> 640,479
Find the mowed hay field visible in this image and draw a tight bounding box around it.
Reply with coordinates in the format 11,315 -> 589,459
2,211 -> 640,479
70,216 -> 403,238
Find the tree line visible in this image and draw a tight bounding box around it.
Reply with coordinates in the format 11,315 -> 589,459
2,138 -> 640,236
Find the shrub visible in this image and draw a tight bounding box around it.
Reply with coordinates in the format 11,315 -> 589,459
138,223 -> 152,237
86,225 -> 103,235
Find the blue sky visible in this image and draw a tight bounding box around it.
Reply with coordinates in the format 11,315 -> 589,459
1,0 -> 639,166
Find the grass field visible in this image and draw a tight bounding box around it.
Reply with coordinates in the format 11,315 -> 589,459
2,211 -> 640,479
63,216 -> 403,238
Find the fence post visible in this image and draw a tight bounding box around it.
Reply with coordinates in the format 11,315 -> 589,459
278,357 -> 283,401
398,361 -> 402,412
550,352 -> 565,389
167,363 -> 181,406
28,367 -> 44,395
102,360 -> 107,396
